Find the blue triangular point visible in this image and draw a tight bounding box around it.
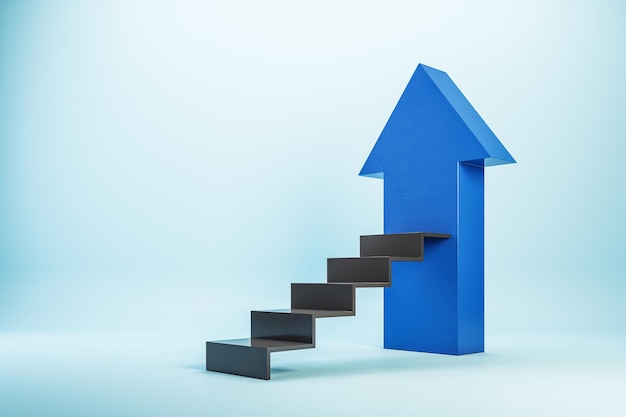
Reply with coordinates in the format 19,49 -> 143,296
360,64 -> 515,178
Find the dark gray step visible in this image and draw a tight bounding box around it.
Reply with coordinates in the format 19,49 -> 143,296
206,338 -> 314,380
360,232 -> 450,260
207,337 -> 314,352
206,311 -> 318,380
263,308 -> 354,318
327,256 -> 391,285
251,310 -> 314,344
291,283 -> 355,313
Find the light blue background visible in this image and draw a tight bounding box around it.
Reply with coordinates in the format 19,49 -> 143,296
1,1 -> 625,416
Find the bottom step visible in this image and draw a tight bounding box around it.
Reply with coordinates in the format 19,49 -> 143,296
206,338 -> 314,380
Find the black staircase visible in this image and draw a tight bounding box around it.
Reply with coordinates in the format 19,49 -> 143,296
206,232 -> 449,379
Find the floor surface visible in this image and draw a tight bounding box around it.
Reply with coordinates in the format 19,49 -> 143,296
1,331 -> 624,416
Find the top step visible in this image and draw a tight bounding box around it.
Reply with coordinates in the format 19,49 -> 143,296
360,232 -> 450,260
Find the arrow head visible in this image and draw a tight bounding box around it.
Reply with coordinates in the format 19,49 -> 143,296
360,64 -> 515,179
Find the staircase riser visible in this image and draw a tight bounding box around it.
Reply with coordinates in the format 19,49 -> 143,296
206,342 -> 269,380
360,233 -> 424,258
327,257 -> 391,284
291,284 -> 355,311
251,311 -> 314,344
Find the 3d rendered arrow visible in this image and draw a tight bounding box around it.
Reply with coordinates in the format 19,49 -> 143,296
360,64 -> 515,355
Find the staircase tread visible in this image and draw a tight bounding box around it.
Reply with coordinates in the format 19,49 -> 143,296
362,232 -> 450,238
329,255 -> 424,261
389,256 -> 424,261
422,232 -> 451,238
291,281 -> 390,288
254,308 -> 355,318
350,281 -> 391,287
207,337 -> 314,352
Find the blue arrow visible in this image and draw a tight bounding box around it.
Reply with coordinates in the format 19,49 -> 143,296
360,64 -> 515,354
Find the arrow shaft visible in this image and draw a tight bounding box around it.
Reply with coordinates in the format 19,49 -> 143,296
383,162 -> 484,354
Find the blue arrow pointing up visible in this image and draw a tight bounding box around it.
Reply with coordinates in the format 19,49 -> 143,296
360,64 -> 515,354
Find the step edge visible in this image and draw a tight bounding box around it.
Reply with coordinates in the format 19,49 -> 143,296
206,337 -> 315,352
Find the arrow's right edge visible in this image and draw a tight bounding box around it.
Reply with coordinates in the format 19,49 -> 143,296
420,64 -> 516,167
457,162 -> 485,354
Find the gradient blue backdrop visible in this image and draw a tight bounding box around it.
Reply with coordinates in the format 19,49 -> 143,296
1,1 -> 625,416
